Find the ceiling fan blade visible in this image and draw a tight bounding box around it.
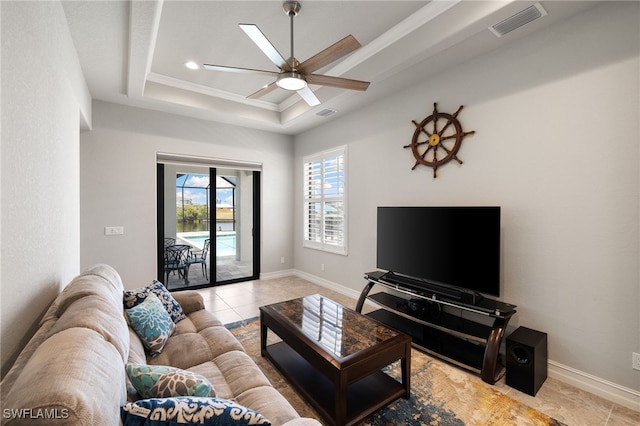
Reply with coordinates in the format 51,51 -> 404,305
297,35 -> 361,74
203,64 -> 280,78
239,24 -> 291,71
306,74 -> 370,91
297,86 -> 321,106
247,81 -> 278,99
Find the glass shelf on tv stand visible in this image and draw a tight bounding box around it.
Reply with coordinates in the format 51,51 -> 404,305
368,271 -> 515,317
356,271 -> 517,384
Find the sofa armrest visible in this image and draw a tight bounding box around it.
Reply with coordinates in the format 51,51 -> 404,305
171,290 -> 205,314
281,419 -> 323,426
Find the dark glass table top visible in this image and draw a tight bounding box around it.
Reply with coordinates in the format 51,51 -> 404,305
263,294 -> 402,359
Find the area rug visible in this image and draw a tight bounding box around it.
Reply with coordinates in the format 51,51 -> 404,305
226,318 -> 565,426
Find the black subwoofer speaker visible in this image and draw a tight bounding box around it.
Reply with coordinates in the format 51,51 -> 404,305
506,326 -> 547,396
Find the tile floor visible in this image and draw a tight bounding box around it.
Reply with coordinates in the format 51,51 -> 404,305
194,276 -> 640,426
165,257 -> 253,290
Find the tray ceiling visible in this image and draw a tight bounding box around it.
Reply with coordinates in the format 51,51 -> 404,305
62,1 -> 599,135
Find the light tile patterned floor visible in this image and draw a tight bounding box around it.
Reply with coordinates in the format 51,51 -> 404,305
165,257 -> 253,290
195,276 -> 640,426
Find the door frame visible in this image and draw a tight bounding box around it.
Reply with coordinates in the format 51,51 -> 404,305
156,162 -> 261,290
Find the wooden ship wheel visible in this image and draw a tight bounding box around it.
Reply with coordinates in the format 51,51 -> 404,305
404,103 -> 475,178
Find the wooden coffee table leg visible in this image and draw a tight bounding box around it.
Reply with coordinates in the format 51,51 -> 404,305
334,373 -> 348,426
402,341 -> 411,399
260,311 -> 267,357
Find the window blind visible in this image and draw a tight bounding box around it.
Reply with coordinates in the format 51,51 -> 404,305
157,152 -> 262,171
303,146 -> 347,255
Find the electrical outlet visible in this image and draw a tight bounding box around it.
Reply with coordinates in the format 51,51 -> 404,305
321,263 -> 325,271
280,257 -> 285,264
104,226 -> 124,236
633,352 -> 640,371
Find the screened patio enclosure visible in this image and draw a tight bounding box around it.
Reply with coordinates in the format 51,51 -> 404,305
175,174 -> 236,233
157,163 -> 260,290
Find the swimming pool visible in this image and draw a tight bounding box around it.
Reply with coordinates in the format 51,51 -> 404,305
178,233 -> 236,257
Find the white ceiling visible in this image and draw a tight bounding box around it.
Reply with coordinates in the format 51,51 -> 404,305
62,1 -> 599,135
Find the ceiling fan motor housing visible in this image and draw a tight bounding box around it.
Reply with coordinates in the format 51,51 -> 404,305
283,1 -> 301,16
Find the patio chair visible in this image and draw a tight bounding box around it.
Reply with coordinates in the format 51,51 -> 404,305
164,244 -> 191,286
186,238 -> 210,280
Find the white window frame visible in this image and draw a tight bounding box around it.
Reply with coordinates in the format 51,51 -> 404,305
302,146 -> 348,255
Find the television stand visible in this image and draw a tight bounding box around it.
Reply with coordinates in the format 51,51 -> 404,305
357,271 -> 517,384
384,271 -> 463,300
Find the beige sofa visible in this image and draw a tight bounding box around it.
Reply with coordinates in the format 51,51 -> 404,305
1,264 -> 320,426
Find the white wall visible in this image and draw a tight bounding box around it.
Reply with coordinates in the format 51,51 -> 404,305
80,101 -> 294,289
2,0 -> 637,407
294,2 -> 640,400
0,1 -> 90,376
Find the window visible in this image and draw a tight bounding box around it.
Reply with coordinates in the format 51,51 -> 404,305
303,146 -> 347,255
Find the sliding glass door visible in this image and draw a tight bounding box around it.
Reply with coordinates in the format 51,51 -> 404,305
157,163 -> 260,290
213,168 -> 259,283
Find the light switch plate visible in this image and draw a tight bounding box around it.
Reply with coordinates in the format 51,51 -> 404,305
104,226 -> 124,236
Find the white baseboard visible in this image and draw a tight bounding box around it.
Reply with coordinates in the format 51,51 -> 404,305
260,269 -> 295,280
280,269 -> 640,412
549,360 -> 640,411
291,269 -> 363,301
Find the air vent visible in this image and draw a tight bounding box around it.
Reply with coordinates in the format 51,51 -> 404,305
489,3 -> 547,37
316,108 -> 337,117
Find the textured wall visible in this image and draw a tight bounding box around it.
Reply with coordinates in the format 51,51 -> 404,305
79,101 -> 294,288
294,2 -> 639,399
1,1 -> 90,377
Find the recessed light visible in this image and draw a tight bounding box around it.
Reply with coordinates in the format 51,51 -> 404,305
184,61 -> 199,70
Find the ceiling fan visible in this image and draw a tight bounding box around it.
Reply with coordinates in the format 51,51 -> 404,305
203,1 -> 370,107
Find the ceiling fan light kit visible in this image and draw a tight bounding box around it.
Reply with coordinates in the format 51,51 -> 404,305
202,1 -> 370,107
276,71 -> 307,91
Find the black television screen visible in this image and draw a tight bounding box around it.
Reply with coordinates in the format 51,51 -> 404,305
376,206 -> 500,297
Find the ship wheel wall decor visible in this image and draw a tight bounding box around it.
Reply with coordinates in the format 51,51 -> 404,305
404,103 -> 475,178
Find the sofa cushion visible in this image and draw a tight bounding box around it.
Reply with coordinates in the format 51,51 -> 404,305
121,397 -> 271,426
2,328 -> 127,426
37,264 -> 130,361
124,280 -> 186,323
210,351 -> 272,397
46,293 -> 130,361
236,387 -> 302,426
178,310 -> 223,333
125,293 -> 176,357
126,363 -> 213,399
43,264 -> 125,323
128,328 -> 147,365
184,358 -> 301,425
171,290 -> 207,315
149,314 -> 243,369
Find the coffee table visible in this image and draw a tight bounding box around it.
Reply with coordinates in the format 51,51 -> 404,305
260,294 -> 411,426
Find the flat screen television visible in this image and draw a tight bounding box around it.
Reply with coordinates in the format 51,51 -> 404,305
376,206 -> 501,299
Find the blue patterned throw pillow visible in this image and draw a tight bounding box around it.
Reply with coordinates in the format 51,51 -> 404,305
121,397 -> 272,426
126,363 -> 213,399
125,293 -> 176,357
124,280 -> 186,323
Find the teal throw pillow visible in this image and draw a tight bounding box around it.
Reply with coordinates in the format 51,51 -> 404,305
125,293 -> 175,357
126,363 -> 213,399
123,280 -> 186,323
121,397 -> 272,426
